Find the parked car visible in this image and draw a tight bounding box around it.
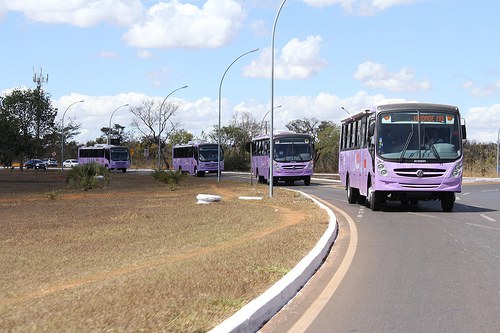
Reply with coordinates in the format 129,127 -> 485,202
63,159 -> 79,168
25,159 -> 48,170
42,158 -> 58,167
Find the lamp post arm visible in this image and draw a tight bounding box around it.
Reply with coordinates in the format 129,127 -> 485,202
269,0 -> 288,197
61,100 -> 84,169
217,48 -> 259,182
108,104 -> 129,145
158,85 -> 188,169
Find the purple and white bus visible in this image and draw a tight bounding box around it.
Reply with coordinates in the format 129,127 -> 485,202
172,142 -> 224,177
251,131 -> 314,185
78,144 -> 131,172
339,102 -> 466,211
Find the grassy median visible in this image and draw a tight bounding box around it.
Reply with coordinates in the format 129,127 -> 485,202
0,170 -> 328,332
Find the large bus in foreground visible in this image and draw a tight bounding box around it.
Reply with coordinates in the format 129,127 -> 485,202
339,103 -> 466,211
78,144 -> 131,172
172,142 -> 224,177
251,131 -> 314,185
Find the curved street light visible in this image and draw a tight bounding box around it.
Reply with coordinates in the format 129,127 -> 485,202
260,105 -> 282,134
61,100 -> 84,169
269,0 -> 288,197
218,48 -> 260,183
158,85 -> 188,170
107,104 -> 129,145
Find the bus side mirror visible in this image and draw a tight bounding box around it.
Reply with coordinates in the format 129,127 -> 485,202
461,118 -> 467,141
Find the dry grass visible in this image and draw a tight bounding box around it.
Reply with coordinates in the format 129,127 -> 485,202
0,170 -> 328,332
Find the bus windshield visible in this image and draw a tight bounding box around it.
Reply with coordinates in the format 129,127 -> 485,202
377,110 -> 461,162
110,148 -> 129,161
274,137 -> 313,162
198,145 -> 222,162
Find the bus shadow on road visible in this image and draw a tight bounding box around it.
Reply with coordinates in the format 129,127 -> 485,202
375,201 -> 496,213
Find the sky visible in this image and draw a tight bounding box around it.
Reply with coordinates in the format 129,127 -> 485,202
1,0 -> 500,145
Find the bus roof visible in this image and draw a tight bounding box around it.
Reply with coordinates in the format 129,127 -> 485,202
341,102 -> 459,124
252,131 -> 312,141
78,144 -> 127,150
173,142 -> 218,148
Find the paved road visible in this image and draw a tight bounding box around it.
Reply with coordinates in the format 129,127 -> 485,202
251,178 -> 500,333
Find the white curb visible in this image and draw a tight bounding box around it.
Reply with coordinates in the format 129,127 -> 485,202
209,191 -> 338,333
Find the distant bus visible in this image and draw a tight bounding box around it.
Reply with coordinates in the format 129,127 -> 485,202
78,144 -> 131,172
172,142 -> 224,177
250,131 -> 314,185
339,102 -> 466,212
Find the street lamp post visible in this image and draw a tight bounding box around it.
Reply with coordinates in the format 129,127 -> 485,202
269,0 -> 288,197
497,128 -> 499,179
107,104 -> 129,145
218,48 -> 260,183
61,100 -> 84,169
260,105 -> 282,134
158,85 -> 188,170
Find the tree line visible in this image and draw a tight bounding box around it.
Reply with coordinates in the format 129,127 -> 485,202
1,88 -> 498,176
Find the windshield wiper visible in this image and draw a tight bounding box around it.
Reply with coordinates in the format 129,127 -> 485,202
429,144 -> 441,162
399,131 -> 413,162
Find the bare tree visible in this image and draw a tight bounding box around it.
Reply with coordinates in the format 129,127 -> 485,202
130,98 -> 180,168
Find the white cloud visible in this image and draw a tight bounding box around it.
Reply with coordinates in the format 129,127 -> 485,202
137,50 -> 154,59
462,80 -> 500,98
244,35 -> 327,79
463,103 -> 500,143
354,61 -> 431,92
122,0 -> 245,49
302,0 -> 420,15
98,50 -> 118,59
2,0 -> 144,27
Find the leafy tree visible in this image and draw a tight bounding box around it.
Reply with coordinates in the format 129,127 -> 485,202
100,123 -> 133,145
0,87 -> 57,166
168,129 -> 193,146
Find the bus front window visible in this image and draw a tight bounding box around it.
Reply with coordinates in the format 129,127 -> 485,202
274,138 -> 313,162
377,111 -> 461,161
199,146 -> 222,162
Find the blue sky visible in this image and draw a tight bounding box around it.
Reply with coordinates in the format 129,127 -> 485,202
1,0 -> 500,144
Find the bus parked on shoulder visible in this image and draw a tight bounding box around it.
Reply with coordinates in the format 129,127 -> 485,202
172,142 -> 224,177
78,144 -> 131,172
250,131 -> 314,186
339,102 -> 466,212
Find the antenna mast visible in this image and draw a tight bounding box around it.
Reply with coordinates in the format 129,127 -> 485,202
33,67 -> 49,89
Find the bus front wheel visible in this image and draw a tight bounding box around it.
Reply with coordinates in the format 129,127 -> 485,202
368,181 -> 381,211
441,193 -> 455,212
304,176 -> 311,186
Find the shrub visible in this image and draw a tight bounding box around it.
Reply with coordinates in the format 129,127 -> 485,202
65,162 -> 110,191
152,169 -> 185,190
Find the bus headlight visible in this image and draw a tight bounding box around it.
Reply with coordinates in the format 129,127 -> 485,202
273,161 -> 279,171
307,161 -> 314,170
451,162 -> 462,178
377,161 -> 388,177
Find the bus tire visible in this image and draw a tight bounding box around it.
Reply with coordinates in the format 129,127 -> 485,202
368,180 -> 381,211
441,193 -> 455,212
304,176 -> 311,186
121,168 -> 126,173
346,177 -> 358,204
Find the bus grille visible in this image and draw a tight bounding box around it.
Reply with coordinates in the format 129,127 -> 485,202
393,168 -> 446,178
282,164 -> 305,170
400,183 -> 441,189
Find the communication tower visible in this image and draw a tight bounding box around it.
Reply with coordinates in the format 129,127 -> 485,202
33,67 -> 49,89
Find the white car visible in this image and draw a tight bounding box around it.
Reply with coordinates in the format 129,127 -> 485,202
63,159 -> 79,168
